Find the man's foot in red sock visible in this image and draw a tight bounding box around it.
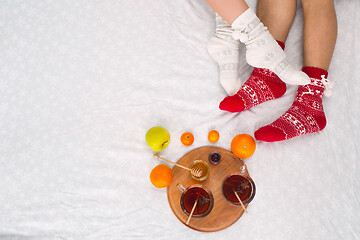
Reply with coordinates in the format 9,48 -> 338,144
254,66 -> 331,142
219,41 -> 287,113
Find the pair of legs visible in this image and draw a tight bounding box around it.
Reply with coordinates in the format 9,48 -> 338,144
207,0 -> 337,76
257,0 -> 337,71
206,0 -> 337,141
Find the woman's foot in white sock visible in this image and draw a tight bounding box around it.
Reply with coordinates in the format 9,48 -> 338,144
207,13 -> 242,96
231,8 -> 310,86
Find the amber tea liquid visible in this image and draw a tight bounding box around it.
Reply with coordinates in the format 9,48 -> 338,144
183,187 -> 211,216
223,174 -> 253,205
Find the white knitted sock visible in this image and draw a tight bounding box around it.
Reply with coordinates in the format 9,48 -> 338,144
207,13 -> 242,96
231,8 -> 310,86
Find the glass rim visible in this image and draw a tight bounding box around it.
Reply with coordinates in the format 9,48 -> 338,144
179,184 -> 214,218
222,172 -> 256,206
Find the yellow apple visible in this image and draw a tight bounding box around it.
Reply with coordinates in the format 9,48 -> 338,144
145,126 -> 170,151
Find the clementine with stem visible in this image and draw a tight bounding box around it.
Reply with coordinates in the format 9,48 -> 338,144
181,132 -> 194,146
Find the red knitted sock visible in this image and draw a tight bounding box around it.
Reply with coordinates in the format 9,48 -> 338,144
254,66 -> 330,142
219,41 -> 287,113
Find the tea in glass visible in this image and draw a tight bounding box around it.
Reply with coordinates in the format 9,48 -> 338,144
177,184 -> 214,218
222,173 -> 256,206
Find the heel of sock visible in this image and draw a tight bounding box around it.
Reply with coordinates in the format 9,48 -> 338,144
267,78 -> 286,98
315,114 -> 327,131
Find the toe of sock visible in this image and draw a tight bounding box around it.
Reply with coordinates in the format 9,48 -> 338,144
282,70 -> 311,86
293,71 -> 311,85
219,96 -> 245,112
254,125 -> 287,142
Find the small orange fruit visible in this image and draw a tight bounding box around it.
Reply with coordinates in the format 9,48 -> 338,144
150,164 -> 173,188
208,130 -> 220,143
180,132 -> 194,146
231,134 -> 256,159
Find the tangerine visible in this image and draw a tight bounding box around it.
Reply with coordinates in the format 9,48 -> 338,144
150,164 -> 173,188
208,130 -> 220,143
231,134 -> 256,159
180,132 -> 194,146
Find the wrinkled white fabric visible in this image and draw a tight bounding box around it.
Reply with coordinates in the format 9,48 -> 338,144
0,0 -> 359,239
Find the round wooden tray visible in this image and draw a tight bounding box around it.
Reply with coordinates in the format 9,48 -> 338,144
167,146 -> 250,232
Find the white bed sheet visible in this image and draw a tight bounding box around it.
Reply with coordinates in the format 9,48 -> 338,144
1,0 -> 359,239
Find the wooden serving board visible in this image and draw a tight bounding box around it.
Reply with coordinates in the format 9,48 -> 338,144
167,146 -> 249,232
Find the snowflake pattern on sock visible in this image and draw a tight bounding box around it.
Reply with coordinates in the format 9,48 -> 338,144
219,68 -> 286,112
255,69 -> 329,142
207,14 -> 241,96
231,8 -> 310,86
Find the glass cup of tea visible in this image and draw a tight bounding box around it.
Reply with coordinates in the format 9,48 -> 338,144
190,160 -> 210,181
176,183 -> 214,218
222,172 -> 256,206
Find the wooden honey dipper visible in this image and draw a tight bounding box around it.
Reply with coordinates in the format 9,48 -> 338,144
153,154 -> 203,178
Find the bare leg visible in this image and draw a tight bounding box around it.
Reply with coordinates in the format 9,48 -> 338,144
205,0 -> 249,24
302,0 -> 337,70
254,0 -> 338,142
207,0 -> 297,42
206,0 -> 310,85
256,0 -> 297,43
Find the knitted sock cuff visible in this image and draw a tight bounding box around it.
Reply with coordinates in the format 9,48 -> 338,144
231,8 -> 258,29
302,66 -> 328,79
276,40 -> 285,50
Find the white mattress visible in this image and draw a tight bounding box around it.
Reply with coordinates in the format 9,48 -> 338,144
1,0 -> 359,239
